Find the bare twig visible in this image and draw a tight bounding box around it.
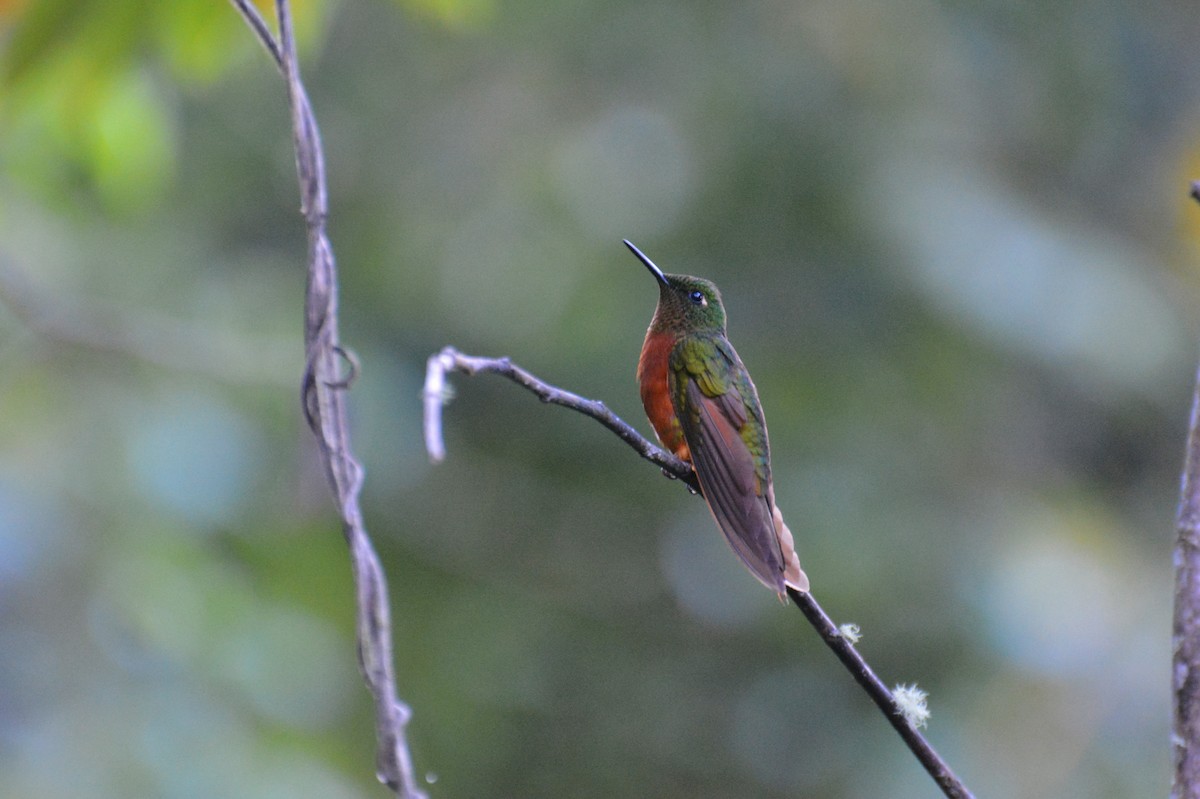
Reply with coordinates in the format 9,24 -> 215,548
1172,182 -> 1200,799
422,346 -> 699,492
1173,359 -> 1200,799
423,345 -> 974,799
230,0 -> 285,70
229,3 -> 426,797
786,588 -> 971,798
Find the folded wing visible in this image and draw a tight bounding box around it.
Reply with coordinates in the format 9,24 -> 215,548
681,377 -> 789,594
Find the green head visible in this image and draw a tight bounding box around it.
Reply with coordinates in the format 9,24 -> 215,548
624,240 -> 727,336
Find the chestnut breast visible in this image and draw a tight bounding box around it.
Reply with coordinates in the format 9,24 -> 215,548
637,330 -> 690,462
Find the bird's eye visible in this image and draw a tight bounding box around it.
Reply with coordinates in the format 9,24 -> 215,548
689,290 -> 706,306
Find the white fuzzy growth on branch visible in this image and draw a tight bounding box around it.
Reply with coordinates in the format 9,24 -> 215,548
893,683 -> 931,729
837,623 -> 862,644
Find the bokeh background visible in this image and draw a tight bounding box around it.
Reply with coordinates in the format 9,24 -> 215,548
2,0 -> 1198,796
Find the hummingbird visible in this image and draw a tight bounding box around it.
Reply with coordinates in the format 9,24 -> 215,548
626,240 -> 809,598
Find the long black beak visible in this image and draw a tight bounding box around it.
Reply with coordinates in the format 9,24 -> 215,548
624,240 -> 669,287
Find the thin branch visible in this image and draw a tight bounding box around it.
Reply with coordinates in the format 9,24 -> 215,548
230,0 -> 284,70
1173,358 -> 1200,798
786,588 -> 971,798
423,345 -> 974,799
229,3 -> 426,797
1170,184 -> 1200,799
422,346 -> 699,492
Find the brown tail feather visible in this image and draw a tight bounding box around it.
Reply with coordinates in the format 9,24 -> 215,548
772,505 -> 810,594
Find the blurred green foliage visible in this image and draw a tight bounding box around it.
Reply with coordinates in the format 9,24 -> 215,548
1,0 -> 1197,797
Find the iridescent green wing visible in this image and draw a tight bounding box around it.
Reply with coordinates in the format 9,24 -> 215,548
669,336 -> 785,592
